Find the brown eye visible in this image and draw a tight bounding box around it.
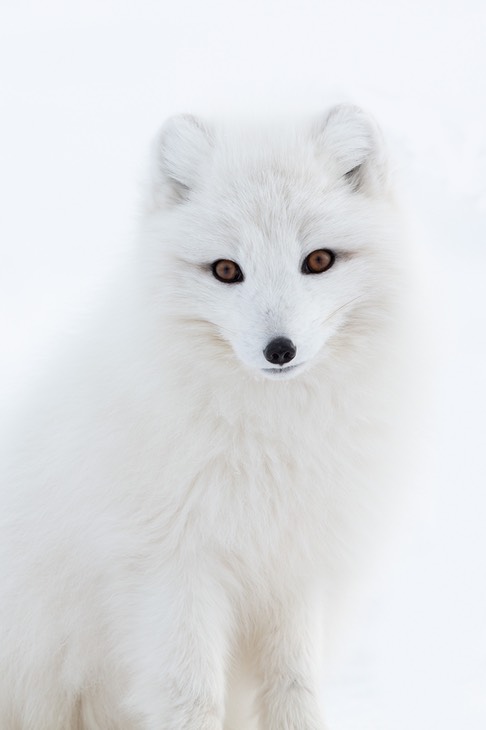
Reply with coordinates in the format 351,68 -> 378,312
212,259 -> 244,283
302,249 -> 335,274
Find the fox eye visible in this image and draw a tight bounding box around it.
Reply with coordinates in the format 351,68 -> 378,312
212,259 -> 244,283
302,249 -> 335,274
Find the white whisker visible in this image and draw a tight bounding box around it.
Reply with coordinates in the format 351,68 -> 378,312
321,294 -> 366,326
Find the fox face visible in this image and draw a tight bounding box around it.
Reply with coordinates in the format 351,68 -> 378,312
143,107 -> 401,380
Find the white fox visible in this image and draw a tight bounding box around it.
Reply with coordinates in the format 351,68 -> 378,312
0,105 -> 414,729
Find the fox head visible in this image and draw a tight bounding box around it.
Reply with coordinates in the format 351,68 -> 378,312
140,106 -> 403,381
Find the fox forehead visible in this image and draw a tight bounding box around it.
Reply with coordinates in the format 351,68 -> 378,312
185,177 -> 369,265
184,156 -> 343,248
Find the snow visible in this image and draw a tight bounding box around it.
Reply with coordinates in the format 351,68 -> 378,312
1,1 -> 485,727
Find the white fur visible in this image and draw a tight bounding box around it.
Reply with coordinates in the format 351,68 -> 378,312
0,106 -> 414,729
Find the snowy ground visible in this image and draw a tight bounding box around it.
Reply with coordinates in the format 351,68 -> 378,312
1,2 -> 485,728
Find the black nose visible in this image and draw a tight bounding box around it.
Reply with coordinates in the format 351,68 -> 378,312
263,337 -> 297,366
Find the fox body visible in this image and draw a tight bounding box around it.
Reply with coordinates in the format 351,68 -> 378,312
0,106 -> 411,729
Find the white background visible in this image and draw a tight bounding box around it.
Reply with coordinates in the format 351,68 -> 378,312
1,2 -> 485,728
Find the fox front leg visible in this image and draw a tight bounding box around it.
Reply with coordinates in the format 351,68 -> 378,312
257,595 -> 328,730
123,565 -> 231,730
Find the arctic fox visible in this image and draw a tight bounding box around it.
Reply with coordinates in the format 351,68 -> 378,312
0,105 -> 412,729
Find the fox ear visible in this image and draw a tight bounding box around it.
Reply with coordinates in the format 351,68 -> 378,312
148,114 -> 214,208
314,104 -> 388,194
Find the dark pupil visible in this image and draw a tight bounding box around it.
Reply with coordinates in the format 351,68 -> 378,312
220,262 -> 235,279
311,253 -> 327,270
